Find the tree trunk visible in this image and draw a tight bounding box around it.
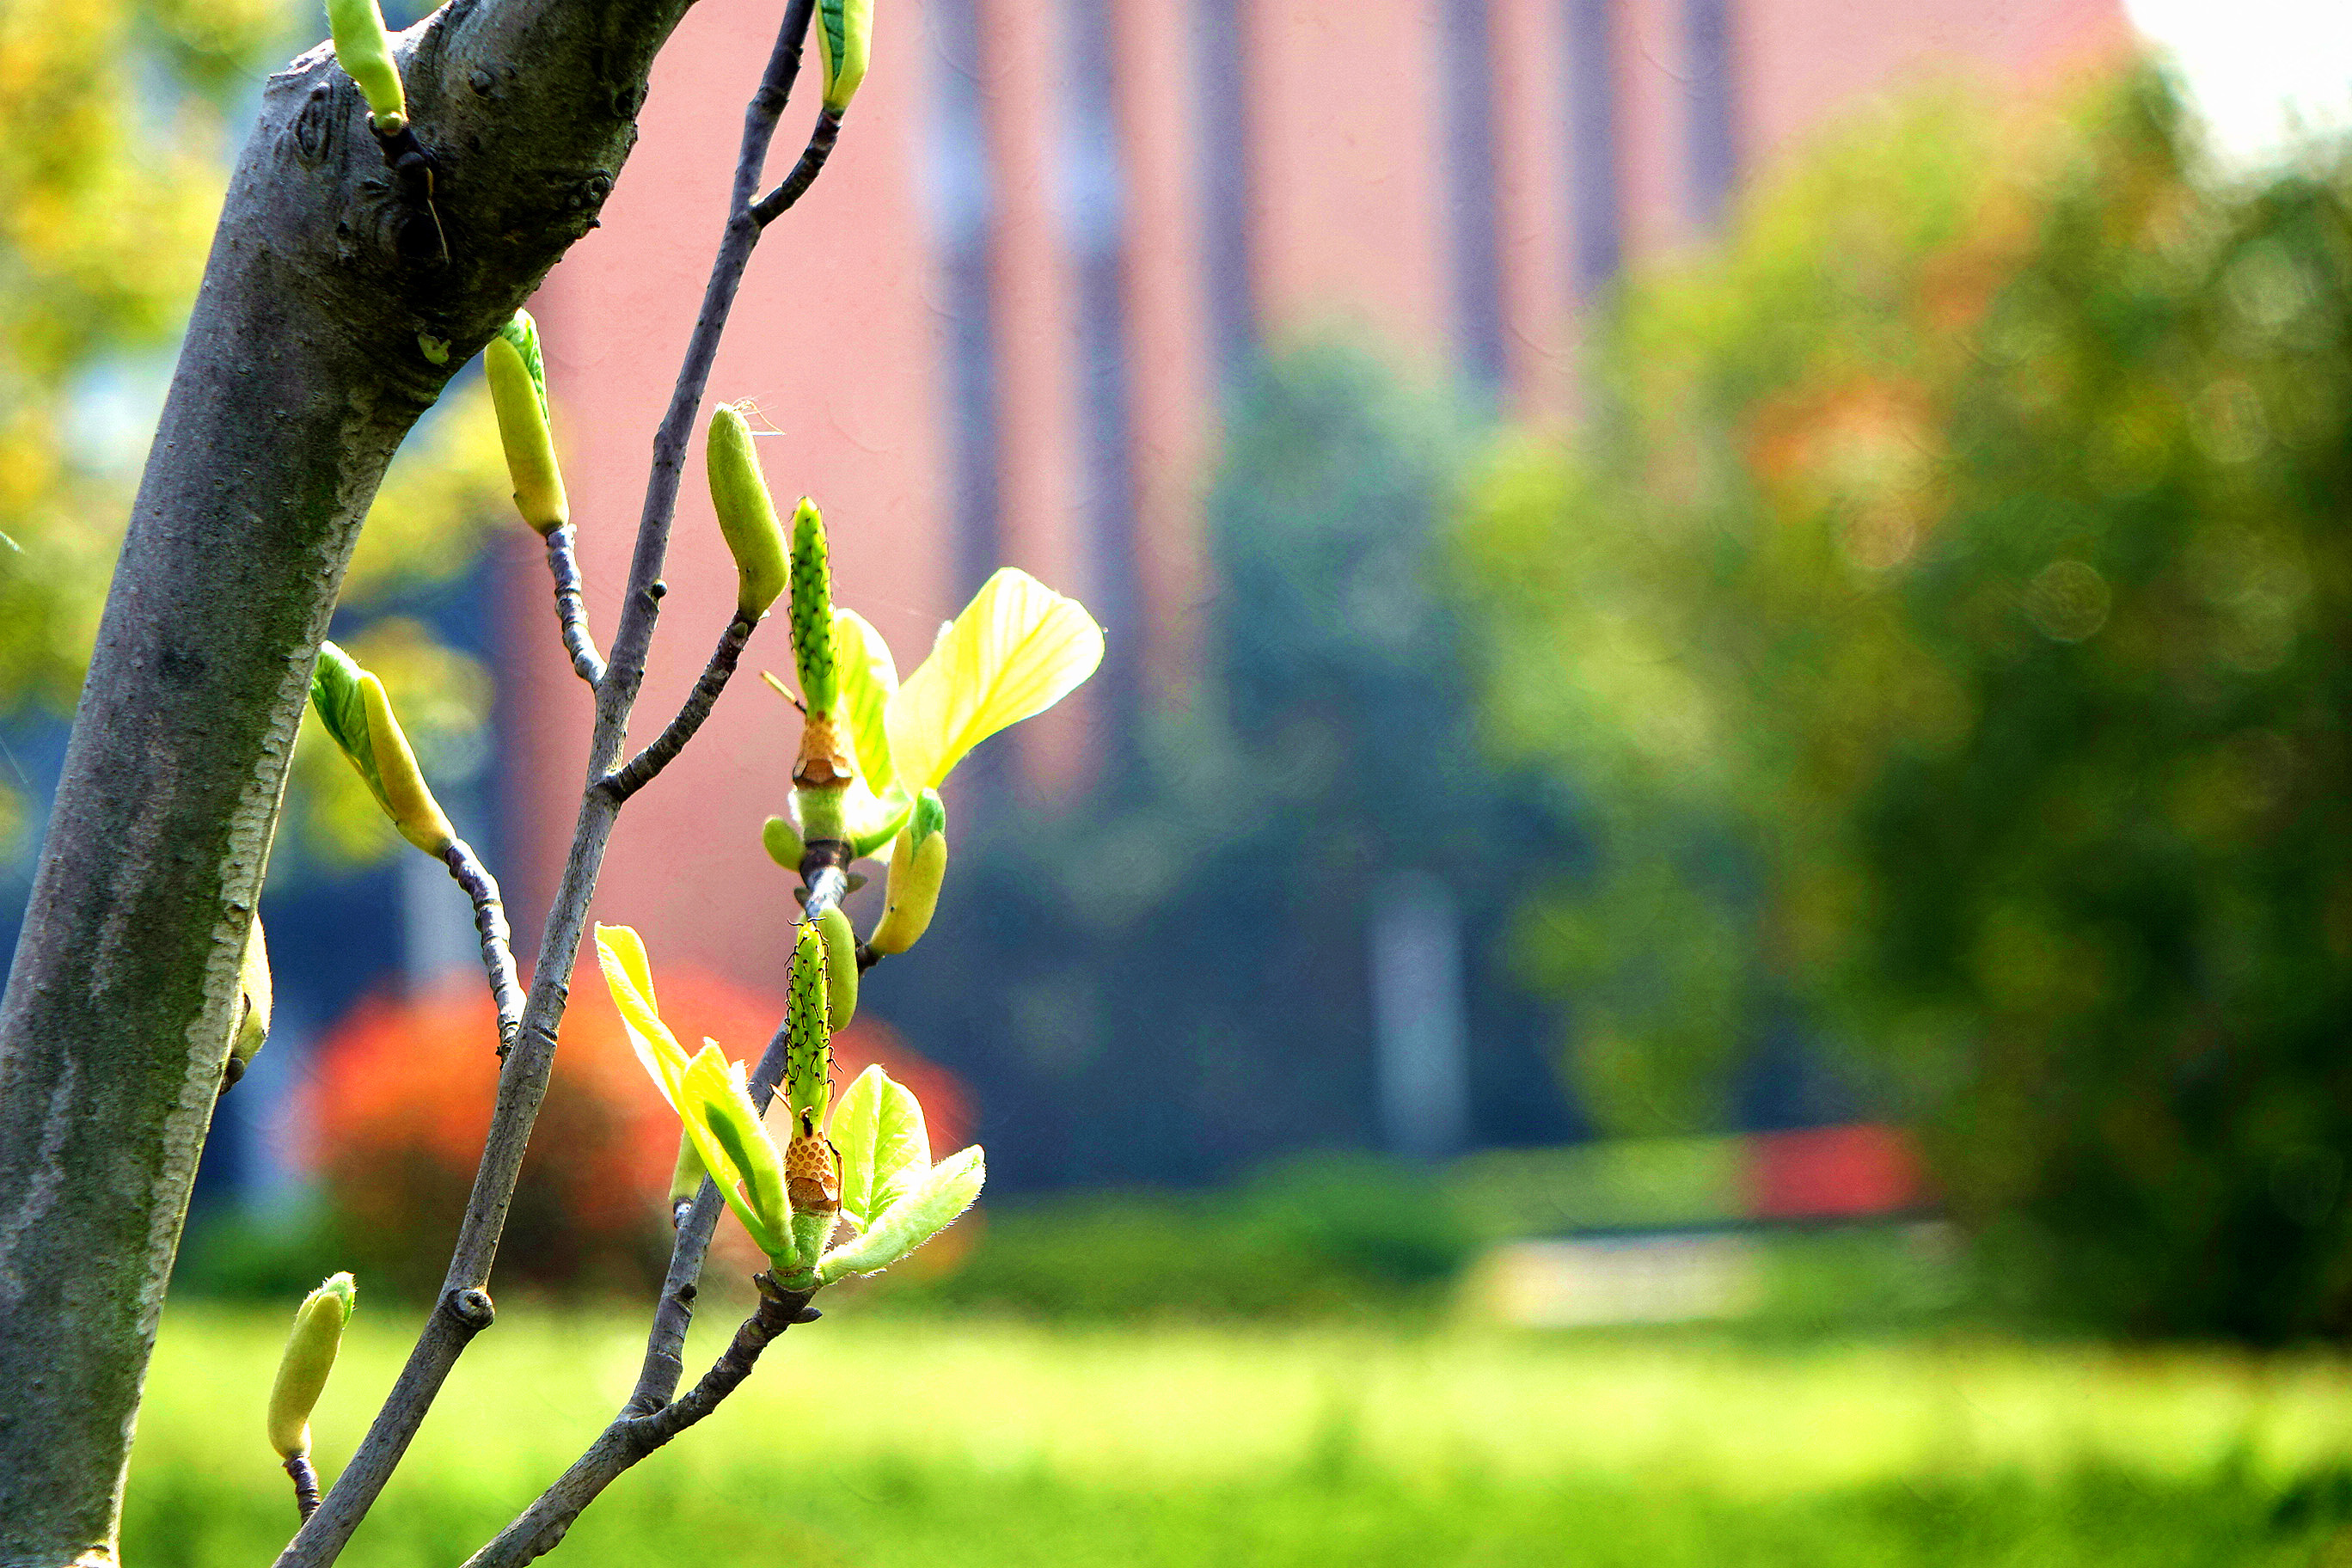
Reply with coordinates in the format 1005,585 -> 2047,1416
0,1 -> 689,1558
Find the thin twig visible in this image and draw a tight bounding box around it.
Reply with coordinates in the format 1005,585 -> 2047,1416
444,839 -> 524,1057
544,524 -> 606,688
270,7 -> 817,1565
478,861 -> 852,1555
749,111 -> 840,226
284,1455 -> 322,1523
461,1283 -> 818,1567
599,613 -> 757,803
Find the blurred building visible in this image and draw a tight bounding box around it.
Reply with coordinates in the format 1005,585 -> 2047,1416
511,0 -> 2127,1004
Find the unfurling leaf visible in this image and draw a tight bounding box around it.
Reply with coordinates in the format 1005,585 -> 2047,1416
594,923 -> 689,1109
267,1272 -> 355,1461
309,641 -> 456,855
677,1044 -> 793,1265
885,568 -> 1105,792
818,1146 -> 984,1283
812,0 -> 873,116
830,1063 -> 931,1227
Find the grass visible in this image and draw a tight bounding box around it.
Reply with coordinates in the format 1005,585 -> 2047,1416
127,1299 -> 2352,1565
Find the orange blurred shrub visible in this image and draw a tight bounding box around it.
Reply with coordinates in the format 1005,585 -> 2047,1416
303,965 -> 967,1300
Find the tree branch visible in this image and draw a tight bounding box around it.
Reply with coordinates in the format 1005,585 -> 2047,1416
274,6 -> 818,1564
750,111 -> 842,226
599,612 -> 757,802
0,0 -> 701,1557
475,863 -> 851,1553
543,523 -> 606,688
444,839 -> 523,1057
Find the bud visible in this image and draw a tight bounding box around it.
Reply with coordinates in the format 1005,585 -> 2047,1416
867,788 -> 946,955
267,1272 -> 356,1461
761,813 -> 805,873
812,0 -> 874,118
486,312 -> 567,535
668,1129 -> 705,1218
786,922 -> 833,1123
707,404 -> 789,620
310,642 -> 456,855
818,1146 -> 984,1283
813,903 -> 859,1031
223,916 -> 273,1092
325,0 -> 407,132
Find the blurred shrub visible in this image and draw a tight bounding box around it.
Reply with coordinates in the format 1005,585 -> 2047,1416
879,1155 -> 1479,1320
1454,68 -> 2352,1338
298,969 -> 966,1300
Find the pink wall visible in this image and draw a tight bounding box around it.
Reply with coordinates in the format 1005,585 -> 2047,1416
515,0 -> 951,989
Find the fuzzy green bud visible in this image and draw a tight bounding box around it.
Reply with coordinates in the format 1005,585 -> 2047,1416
812,0 -> 873,117
267,1272 -> 356,1460
706,404 -> 789,620
325,0 -> 407,131
310,642 -> 456,855
786,921 -> 833,1121
868,789 -> 946,955
762,813 -> 805,873
487,314 -> 567,535
668,1129 -> 705,1216
224,916 -> 273,1092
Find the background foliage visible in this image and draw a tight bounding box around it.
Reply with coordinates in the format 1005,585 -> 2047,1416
1454,70 -> 2352,1338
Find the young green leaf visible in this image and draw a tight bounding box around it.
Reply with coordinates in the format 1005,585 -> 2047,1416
830,1063 -> 932,1227
309,642 -> 381,799
831,606 -> 898,794
266,1272 -> 356,1461
677,1044 -> 792,1264
762,813 -> 806,873
818,1146 -> 984,1283
885,568 -> 1105,792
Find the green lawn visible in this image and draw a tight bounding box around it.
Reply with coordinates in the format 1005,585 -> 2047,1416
128,1299 -> 2352,1565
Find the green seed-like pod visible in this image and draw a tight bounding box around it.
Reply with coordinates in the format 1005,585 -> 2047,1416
326,0 -> 407,131
224,916 -> 273,1091
812,0 -> 874,117
267,1272 -> 356,1460
814,903 -> 858,1031
762,814 -> 805,872
786,921 -> 832,1122
789,498 -> 852,788
706,404 -> 789,620
487,315 -> 567,535
868,789 -> 946,955
310,642 -> 456,856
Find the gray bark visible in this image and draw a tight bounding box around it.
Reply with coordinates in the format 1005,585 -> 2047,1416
0,1 -> 691,1559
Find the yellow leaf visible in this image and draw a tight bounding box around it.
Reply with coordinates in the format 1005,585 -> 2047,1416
885,569 -> 1105,792
594,923 -> 689,1110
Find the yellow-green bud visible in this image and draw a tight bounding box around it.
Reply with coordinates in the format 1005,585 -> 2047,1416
668,1129 -> 705,1215
486,315 -> 567,535
706,404 -> 789,620
814,903 -> 858,1031
326,0 -> 407,132
762,814 -> 805,873
868,789 -> 946,955
786,922 -> 832,1121
812,0 -> 873,117
310,642 -> 456,856
267,1272 -> 356,1460
224,916 -> 273,1091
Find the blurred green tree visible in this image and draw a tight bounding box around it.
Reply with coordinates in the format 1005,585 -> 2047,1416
1455,68 -> 2352,1338
0,0 -> 502,865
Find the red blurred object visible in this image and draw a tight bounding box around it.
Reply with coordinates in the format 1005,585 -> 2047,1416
303,965 -> 967,1295
1743,1124 -> 1927,1221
